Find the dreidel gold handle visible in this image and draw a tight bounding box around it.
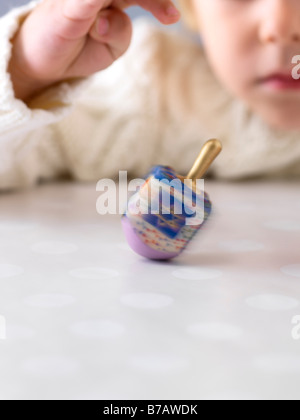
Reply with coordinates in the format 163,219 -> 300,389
186,139 -> 222,180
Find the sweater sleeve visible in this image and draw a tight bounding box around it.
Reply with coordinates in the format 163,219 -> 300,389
0,0 -> 95,192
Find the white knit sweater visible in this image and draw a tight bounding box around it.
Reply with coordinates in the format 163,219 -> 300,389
1,1 -> 300,192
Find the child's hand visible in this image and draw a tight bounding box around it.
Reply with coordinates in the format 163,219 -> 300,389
8,0 -> 181,101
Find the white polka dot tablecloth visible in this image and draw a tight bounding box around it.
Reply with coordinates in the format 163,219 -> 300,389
0,179 -> 300,400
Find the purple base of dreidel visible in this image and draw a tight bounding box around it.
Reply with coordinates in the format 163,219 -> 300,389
122,216 -> 179,260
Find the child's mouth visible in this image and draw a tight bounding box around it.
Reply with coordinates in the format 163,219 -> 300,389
259,73 -> 300,91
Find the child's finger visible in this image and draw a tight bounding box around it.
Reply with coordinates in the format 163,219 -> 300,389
115,0 -> 181,24
63,0 -> 108,21
67,9 -> 132,76
55,0 -> 180,41
89,7 -> 132,57
62,0 -> 180,26
48,0 -> 108,41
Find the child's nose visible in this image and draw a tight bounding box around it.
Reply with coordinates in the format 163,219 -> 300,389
259,0 -> 300,45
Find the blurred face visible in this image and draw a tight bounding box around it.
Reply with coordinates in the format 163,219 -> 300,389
192,0 -> 300,130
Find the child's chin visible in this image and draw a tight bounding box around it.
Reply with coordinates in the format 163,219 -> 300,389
258,109 -> 300,132
268,118 -> 300,132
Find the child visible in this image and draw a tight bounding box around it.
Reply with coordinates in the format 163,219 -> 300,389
0,0 -> 300,192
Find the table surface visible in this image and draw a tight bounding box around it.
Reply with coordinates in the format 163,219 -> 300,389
0,179 -> 300,400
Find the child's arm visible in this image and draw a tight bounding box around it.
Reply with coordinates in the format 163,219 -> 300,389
0,0 -> 181,192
